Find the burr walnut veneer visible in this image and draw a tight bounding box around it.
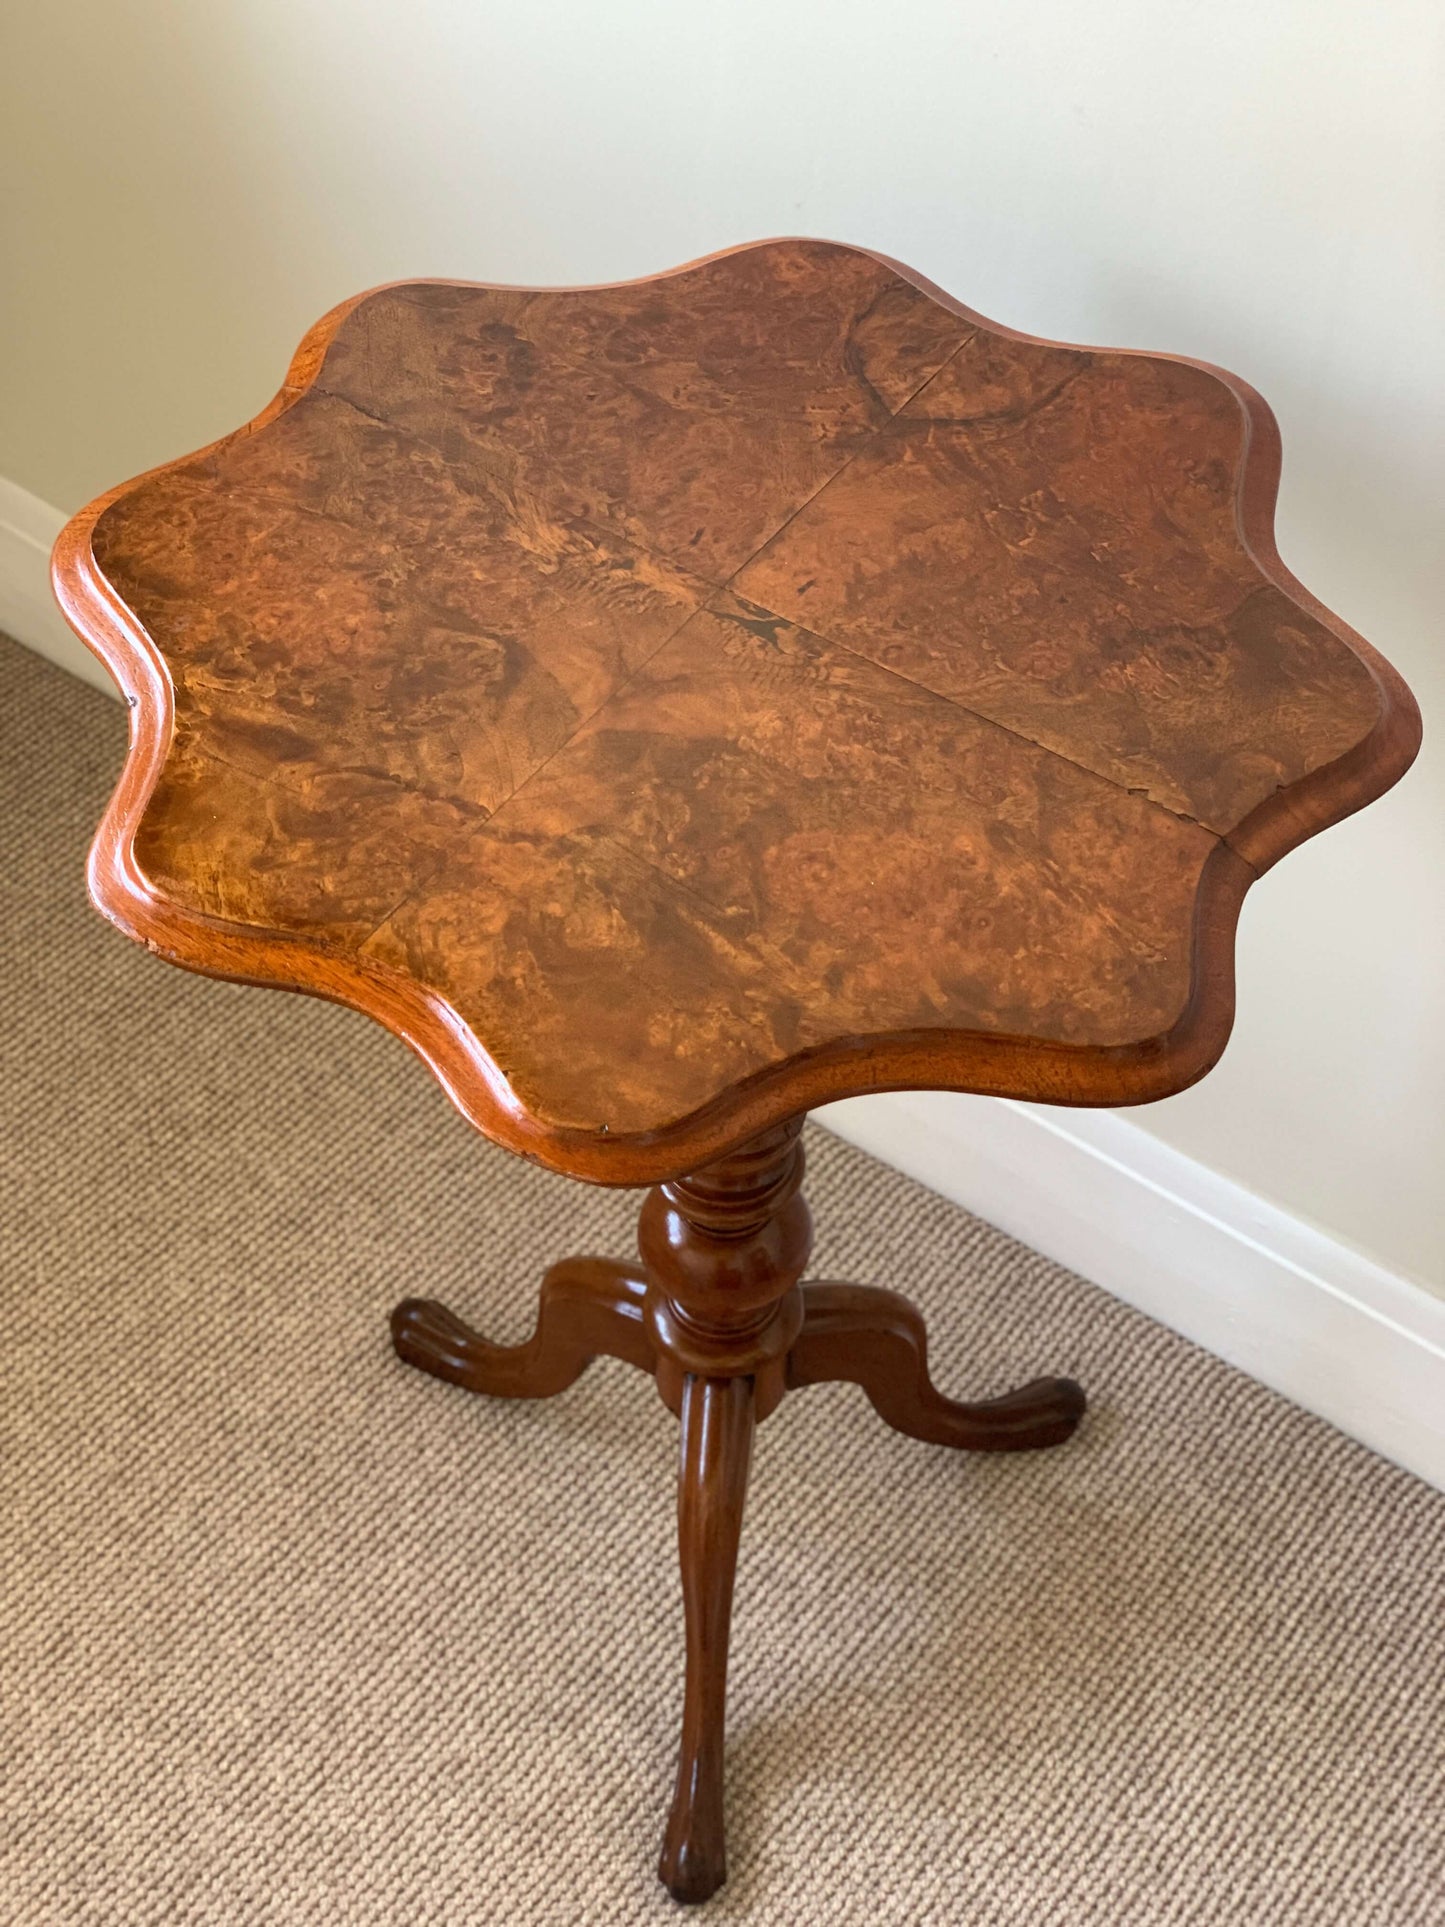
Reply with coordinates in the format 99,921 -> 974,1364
54,239 -> 1420,1904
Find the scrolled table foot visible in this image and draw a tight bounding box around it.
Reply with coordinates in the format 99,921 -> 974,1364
787,1281 -> 1086,1451
391,1255 -> 654,1401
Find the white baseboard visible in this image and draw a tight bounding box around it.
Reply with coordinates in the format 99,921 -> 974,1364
819,1092 -> 1445,1492
9,471 -> 1442,1491
0,477 -> 117,697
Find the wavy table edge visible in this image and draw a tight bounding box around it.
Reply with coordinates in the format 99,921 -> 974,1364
49,237 -> 1422,1186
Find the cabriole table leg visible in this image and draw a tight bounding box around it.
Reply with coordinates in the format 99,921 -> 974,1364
657,1373 -> 755,1903
639,1119 -> 811,1902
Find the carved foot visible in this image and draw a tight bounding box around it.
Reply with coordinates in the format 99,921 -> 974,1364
786,1282 -> 1085,1451
658,1374 -> 755,1904
391,1255 -> 654,1400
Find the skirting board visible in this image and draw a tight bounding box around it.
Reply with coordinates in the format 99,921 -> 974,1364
0,477 -> 115,697
819,1092 -> 1445,1493
6,472 -> 1442,1492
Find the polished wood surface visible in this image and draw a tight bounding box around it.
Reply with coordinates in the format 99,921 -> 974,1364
660,1374 -> 754,1905
50,238 -> 1421,1908
53,239 -> 1420,1183
391,1123 -> 1086,1902
787,1282 -> 1085,1449
392,1255 -> 654,1393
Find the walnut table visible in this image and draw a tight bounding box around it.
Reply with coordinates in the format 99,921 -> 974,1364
54,239 -> 1420,1904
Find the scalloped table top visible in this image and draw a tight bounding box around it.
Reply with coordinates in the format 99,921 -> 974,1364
54,238 -> 1419,1182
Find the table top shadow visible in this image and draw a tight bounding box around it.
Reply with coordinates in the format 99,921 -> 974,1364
53,238 -> 1420,1183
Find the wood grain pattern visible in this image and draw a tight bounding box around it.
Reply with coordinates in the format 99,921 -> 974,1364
735,341 -> 1384,834
52,238 -> 1421,1181
358,595 -> 1221,1133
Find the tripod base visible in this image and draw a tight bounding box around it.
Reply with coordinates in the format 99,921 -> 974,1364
391,1123 -> 1085,1904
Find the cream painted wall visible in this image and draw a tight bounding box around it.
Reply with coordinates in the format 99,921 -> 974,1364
4,0 -> 1441,1286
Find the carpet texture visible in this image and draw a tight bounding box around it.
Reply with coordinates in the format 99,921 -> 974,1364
3,632 -> 1444,1926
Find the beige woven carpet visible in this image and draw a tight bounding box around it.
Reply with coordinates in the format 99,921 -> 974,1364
4,632 -> 1444,1926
